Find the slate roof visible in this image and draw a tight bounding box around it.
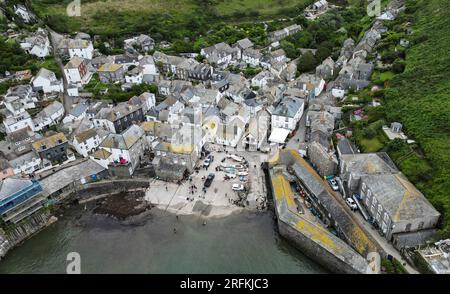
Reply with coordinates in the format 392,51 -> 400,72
74,128 -> 97,143
100,124 -> 144,150
362,173 -> 440,221
32,132 -> 67,151
235,38 -> 254,50
69,103 -> 88,117
0,178 -> 36,202
272,97 -> 304,118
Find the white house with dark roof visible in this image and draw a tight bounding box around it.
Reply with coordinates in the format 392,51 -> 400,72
139,55 -> 159,83
68,39 -> 94,60
33,101 -> 65,131
200,42 -> 239,67
72,128 -> 101,157
3,85 -> 37,117
9,151 -> 42,175
31,68 -> 63,93
62,103 -> 88,124
98,124 -> 147,172
20,28 -> 50,58
271,97 -> 304,131
3,112 -> 35,134
242,48 -> 262,67
234,38 -> 254,59
64,56 -> 92,86
128,92 -> 156,113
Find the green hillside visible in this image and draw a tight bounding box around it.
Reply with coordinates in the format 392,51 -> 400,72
383,0 -> 450,236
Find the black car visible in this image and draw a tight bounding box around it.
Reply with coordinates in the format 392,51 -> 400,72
204,173 -> 215,187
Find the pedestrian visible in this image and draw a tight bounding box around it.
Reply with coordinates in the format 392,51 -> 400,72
176,215 -> 179,221
165,186 -> 168,191
173,228 -> 177,234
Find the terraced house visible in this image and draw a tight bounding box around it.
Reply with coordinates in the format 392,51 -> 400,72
93,103 -> 144,134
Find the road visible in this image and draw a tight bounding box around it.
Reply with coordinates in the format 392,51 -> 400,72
286,112 -> 307,149
48,28 -> 72,113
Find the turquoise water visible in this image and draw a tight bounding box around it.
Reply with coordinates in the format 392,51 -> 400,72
0,208 -> 326,274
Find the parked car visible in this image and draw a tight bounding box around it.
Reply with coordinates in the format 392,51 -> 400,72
346,198 -> 358,211
225,173 -> 236,179
239,175 -> 247,182
232,183 -> 244,191
203,158 -> 211,167
204,173 -> 215,187
329,179 -> 339,191
237,171 -> 248,176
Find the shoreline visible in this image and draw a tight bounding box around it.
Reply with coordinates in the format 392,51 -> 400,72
0,189 -> 265,261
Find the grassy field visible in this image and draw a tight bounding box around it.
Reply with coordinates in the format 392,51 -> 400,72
215,0 -> 309,17
31,0 -> 311,35
382,0 -> 450,236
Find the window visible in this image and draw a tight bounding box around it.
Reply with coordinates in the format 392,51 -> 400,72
418,221 -> 424,230
405,223 -> 412,232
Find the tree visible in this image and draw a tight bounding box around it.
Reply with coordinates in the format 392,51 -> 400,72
281,40 -> 297,59
297,52 -> 317,73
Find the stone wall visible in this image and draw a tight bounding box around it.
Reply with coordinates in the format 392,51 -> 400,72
76,180 -> 150,202
0,211 -> 54,260
277,219 -> 363,274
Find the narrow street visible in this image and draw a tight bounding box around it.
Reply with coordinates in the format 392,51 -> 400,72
48,28 -> 72,113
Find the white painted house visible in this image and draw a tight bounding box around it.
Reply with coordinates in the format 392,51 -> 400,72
271,97 -> 305,131
20,28 -> 50,58
68,39 -> 94,60
62,103 -> 88,124
33,101 -> 65,131
9,151 -> 42,175
3,112 -> 35,134
31,68 -> 63,93
128,92 -> 156,113
242,48 -> 262,67
72,128 -> 102,158
3,85 -> 37,117
63,56 -> 92,87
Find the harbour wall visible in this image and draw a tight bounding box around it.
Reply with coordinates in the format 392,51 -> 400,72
277,219 -> 363,274
0,211 -> 55,260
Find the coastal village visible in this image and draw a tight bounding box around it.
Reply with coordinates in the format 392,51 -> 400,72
0,0 -> 448,274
